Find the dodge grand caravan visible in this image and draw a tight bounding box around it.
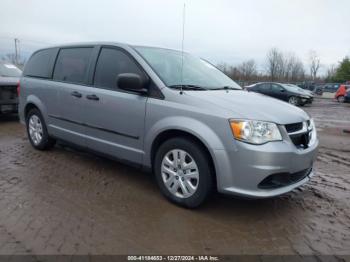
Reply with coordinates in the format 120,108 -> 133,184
19,43 -> 318,208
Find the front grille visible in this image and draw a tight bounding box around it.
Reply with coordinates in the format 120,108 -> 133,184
285,121 -> 312,149
285,122 -> 303,133
258,168 -> 312,189
290,133 -> 311,148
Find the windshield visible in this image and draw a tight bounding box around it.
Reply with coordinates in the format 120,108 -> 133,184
283,84 -> 305,93
134,46 -> 242,90
0,63 -> 22,77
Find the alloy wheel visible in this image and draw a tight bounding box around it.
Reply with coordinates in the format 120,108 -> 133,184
338,96 -> 345,103
289,96 -> 299,105
28,115 -> 43,145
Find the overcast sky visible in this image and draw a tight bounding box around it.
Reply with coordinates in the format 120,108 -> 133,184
1,0 -> 349,73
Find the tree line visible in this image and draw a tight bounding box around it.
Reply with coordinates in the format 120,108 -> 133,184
327,57 -> 350,83
218,48 -> 350,85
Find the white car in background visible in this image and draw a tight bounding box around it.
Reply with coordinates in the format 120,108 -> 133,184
0,62 -> 22,114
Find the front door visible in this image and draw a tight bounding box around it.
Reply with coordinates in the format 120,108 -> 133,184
271,83 -> 288,101
84,47 -> 148,165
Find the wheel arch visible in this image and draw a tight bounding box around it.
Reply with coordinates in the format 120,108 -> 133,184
148,128 -> 219,188
24,103 -> 39,119
23,95 -> 47,121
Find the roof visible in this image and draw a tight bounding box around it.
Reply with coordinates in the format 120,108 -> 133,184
33,41 -> 183,53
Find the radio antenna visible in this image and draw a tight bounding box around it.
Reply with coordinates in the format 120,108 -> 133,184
180,3 -> 186,95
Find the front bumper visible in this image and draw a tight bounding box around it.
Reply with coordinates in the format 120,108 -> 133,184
214,137 -> 319,198
0,100 -> 18,113
301,97 -> 313,104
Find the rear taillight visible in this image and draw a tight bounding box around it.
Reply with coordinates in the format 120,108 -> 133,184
17,81 -> 20,97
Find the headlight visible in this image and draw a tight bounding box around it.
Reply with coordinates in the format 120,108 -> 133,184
229,120 -> 282,145
308,118 -> 317,145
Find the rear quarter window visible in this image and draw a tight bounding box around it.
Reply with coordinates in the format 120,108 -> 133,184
259,84 -> 270,91
23,48 -> 57,78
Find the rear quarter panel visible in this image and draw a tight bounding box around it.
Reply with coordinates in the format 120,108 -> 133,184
19,77 -> 60,126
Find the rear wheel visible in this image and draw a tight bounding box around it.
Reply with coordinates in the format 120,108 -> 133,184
288,96 -> 300,106
337,96 -> 345,103
154,137 -> 213,208
26,108 -> 56,150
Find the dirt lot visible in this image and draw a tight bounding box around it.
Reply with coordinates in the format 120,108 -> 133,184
0,98 -> 349,256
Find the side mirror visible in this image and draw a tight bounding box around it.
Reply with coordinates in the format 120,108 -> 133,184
117,73 -> 148,94
280,88 -> 285,92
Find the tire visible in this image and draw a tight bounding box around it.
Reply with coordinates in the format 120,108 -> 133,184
288,96 -> 300,106
154,137 -> 213,208
26,108 -> 56,150
337,96 -> 345,103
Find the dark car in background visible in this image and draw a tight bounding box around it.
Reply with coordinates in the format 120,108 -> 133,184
297,82 -> 323,96
322,83 -> 341,93
313,84 -> 324,96
0,62 -> 21,114
246,82 -> 313,106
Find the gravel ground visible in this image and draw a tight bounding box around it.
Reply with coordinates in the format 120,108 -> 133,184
0,98 -> 349,256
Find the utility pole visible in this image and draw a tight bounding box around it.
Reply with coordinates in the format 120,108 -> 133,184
14,38 -> 19,65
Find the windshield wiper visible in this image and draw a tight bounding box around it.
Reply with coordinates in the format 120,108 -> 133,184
210,86 -> 241,90
168,84 -> 208,91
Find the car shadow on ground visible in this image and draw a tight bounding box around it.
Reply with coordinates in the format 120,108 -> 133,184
53,140 -> 296,218
0,113 -> 19,123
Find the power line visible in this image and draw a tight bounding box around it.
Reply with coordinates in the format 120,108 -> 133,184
0,36 -> 53,46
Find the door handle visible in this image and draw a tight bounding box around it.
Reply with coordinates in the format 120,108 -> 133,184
86,94 -> 99,101
71,91 -> 82,98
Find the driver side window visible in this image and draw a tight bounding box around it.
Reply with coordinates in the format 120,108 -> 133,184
94,47 -> 144,90
271,84 -> 283,92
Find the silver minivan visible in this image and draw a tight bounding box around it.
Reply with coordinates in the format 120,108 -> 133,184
19,42 -> 318,208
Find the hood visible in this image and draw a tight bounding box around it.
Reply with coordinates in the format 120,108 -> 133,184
0,76 -> 20,86
299,88 -> 313,97
284,85 -> 313,97
186,90 -> 309,125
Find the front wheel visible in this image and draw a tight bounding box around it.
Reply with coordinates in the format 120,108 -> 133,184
288,96 -> 300,106
154,137 -> 213,208
337,96 -> 345,103
26,108 -> 56,150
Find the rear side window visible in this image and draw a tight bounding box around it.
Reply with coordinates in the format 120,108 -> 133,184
23,48 -> 56,78
53,48 -> 93,84
94,47 -> 143,90
259,83 -> 271,91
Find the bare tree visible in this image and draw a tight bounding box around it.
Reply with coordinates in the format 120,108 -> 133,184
309,50 -> 321,80
237,59 -> 257,80
291,60 -> 305,82
282,53 -> 305,82
217,48 -> 308,85
265,48 -> 284,81
325,64 -> 337,81
217,62 -> 229,73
